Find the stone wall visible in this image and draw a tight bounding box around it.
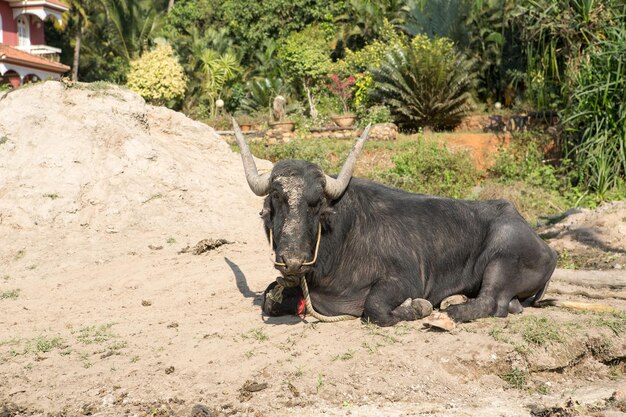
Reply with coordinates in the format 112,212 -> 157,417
219,122 -> 398,145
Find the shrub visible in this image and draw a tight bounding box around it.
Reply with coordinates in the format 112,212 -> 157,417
374,137 -> 478,198
488,132 -> 560,190
126,43 -> 187,107
357,104 -> 392,127
369,35 -> 476,131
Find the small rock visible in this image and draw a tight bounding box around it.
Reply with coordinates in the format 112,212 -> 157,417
190,404 -> 214,417
165,366 -> 175,374
141,300 -> 152,307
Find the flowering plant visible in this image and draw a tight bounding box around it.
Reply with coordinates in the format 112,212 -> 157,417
327,74 -> 356,114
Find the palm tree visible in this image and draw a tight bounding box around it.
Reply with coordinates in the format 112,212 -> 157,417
101,0 -> 164,62
64,0 -> 101,81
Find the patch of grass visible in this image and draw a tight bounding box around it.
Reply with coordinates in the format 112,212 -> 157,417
0,135 -> 8,145
373,136 -> 479,199
24,336 -> 64,354
557,249 -> 582,269
242,328 -> 269,342
76,323 -> 116,344
502,368 -> 527,389
517,316 -> 563,346
14,250 -> 25,261
0,289 -> 20,300
166,237 -> 176,244
594,311 -> 626,336
87,81 -> 116,92
130,355 -> 140,363
333,350 -> 354,361
79,351 -> 92,368
488,326 -> 508,343
316,373 -> 325,393
43,193 -> 61,200
2,275 -> 10,281
364,322 -> 400,345
537,384 -> 551,395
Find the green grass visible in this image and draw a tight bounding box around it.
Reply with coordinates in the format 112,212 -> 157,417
594,311 -> 626,336
333,350 -> 355,361
0,289 -> 20,300
21,336 -> 65,354
242,328 -> 269,342
502,368 -> 527,389
517,316 -> 563,346
43,193 -> 61,200
76,323 -> 116,344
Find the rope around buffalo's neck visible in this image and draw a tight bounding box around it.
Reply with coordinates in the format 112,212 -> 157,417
298,277 -> 358,323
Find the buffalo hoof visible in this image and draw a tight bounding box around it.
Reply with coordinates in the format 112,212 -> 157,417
411,298 -> 433,317
422,312 -> 457,331
394,298 -> 433,321
440,294 -> 468,310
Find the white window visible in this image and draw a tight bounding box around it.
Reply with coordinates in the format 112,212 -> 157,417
17,15 -> 30,47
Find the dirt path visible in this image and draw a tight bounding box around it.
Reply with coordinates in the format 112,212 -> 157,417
1,82 -> 625,417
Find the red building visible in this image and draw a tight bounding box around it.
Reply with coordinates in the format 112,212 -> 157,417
0,0 -> 69,88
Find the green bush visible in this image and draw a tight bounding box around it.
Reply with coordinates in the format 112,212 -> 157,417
488,132 -> 560,190
374,137 -> 478,198
369,35 -> 476,131
356,104 -> 392,127
126,43 -> 187,107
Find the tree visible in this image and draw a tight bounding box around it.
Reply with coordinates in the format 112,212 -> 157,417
63,0 -> 101,81
101,0 -> 164,62
278,26 -> 333,119
335,0 -> 409,50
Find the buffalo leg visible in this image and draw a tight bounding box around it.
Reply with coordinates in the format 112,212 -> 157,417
445,256 -> 550,323
363,280 -> 431,326
261,281 -> 303,317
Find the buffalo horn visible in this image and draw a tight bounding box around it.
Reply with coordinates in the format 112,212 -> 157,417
324,124 -> 371,199
232,118 -> 271,196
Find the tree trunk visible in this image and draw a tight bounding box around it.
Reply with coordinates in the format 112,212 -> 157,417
303,81 -> 318,121
72,19 -> 82,82
167,0 -> 175,13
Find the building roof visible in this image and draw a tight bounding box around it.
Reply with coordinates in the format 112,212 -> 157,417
0,44 -> 70,74
9,0 -> 69,10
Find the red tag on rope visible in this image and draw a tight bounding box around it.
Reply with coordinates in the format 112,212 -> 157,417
297,297 -> 306,318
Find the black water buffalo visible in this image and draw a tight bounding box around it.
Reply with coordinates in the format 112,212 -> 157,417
233,121 -> 557,327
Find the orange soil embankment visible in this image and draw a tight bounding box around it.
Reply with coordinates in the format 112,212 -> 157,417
433,132 -> 509,171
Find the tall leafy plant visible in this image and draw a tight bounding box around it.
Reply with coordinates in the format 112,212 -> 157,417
562,20 -> 626,196
370,36 -> 475,131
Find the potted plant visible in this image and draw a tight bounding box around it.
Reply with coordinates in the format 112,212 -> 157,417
268,95 -> 295,132
328,74 -> 357,128
235,113 -> 257,132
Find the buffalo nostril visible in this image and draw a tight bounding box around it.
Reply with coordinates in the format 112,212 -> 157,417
284,258 -> 304,272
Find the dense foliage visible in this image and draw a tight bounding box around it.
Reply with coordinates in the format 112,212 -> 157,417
46,0 -> 626,199
370,35 -> 475,131
126,43 -> 187,106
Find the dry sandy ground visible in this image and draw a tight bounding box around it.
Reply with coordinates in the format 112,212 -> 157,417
1,82 -> 625,417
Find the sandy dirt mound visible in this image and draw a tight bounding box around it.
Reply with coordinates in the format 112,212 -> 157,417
0,81 -> 267,240
540,200 -> 626,269
1,82 -> 625,417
